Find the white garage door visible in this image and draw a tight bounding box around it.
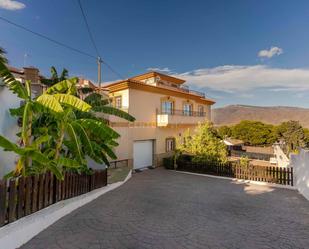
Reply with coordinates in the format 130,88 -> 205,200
133,140 -> 153,169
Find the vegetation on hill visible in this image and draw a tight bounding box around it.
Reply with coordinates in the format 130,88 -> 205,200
217,120 -> 308,153
213,105 -> 309,128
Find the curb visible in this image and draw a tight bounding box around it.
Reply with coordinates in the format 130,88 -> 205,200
0,170 -> 132,249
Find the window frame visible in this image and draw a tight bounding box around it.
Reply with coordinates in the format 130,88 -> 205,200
198,105 -> 204,117
166,137 -> 176,152
183,103 -> 193,116
161,101 -> 174,115
115,96 -> 122,109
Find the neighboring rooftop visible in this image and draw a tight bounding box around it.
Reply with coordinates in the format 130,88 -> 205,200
224,138 -> 244,146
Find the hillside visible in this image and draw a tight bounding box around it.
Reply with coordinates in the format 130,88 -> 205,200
212,105 -> 309,128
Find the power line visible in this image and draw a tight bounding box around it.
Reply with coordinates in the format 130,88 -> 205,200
76,0 -> 125,80
0,16 -> 96,59
0,15 -> 126,80
77,0 -> 100,57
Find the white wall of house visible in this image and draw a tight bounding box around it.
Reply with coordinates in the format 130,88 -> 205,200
290,149 -> 309,201
0,85 -> 20,178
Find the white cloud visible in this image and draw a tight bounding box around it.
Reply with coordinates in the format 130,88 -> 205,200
258,46 -> 283,58
173,65 -> 309,93
0,0 -> 25,10
147,67 -> 171,73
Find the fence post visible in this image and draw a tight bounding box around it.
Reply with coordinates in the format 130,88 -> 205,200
0,179 -> 7,226
8,179 -> 17,223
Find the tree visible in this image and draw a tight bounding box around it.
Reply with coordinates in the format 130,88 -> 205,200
231,120 -> 276,146
217,125 -> 232,139
276,121 -> 305,153
178,122 -> 228,163
41,66 -> 69,87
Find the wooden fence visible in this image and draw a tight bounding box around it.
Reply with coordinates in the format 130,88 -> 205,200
0,169 -> 107,227
176,160 -> 293,186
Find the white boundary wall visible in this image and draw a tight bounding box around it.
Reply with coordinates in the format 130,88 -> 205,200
290,149 -> 309,200
0,171 -> 132,249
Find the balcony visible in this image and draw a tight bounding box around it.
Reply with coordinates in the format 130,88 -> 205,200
157,109 -> 208,127
156,82 -> 206,98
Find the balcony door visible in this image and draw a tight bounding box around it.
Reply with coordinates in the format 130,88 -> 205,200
183,103 -> 193,116
161,101 -> 173,115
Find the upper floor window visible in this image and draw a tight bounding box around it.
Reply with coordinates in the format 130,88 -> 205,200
198,105 -> 204,117
166,137 -> 175,152
162,101 -> 174,115
183,103 -> 193,116
115,96 -> 122,109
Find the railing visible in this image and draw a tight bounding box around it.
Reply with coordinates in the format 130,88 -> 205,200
159,109 -> 207,117
175,160 -> 293,186
0,169 -> 107,227
109,159 -> 130,168
157,82 -> 206,98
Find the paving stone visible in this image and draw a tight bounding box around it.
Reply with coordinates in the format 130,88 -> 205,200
20,169 -> 309,249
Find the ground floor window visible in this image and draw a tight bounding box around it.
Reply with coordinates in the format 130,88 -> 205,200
166,137 -> 175,152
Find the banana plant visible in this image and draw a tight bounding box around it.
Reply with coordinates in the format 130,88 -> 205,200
41,66 -> 69,87
0,59 -> 91,178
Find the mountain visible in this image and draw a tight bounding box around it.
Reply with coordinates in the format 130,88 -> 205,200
212,105 -> 309,127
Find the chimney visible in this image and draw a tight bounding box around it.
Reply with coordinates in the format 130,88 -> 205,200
23,67 -> 40,84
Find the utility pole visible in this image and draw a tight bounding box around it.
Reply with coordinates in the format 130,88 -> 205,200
97,56 -> 103,88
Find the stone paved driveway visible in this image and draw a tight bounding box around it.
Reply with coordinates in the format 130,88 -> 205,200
21,168 -> 309,249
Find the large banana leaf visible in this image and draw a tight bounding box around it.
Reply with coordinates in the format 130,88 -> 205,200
56,157 -> 80,168
0,60 -> 28,99
101,143 -> 117,160
71,121 -> 94,157
36,94 -> 64,113
54,94 -> 91,112
90,141 -> 110,166
45,78 -> 77,94
77,119 -> 120,140
93,105 -> 135,122
66,123 -> 84,163
0,135 -> 23,154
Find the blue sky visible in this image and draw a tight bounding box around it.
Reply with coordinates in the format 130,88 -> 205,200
1,0 -> 309,107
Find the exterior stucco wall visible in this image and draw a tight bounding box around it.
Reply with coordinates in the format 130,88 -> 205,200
128,88 -> 210,122
0,86 -> 21,177
110,88 -> 211,167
